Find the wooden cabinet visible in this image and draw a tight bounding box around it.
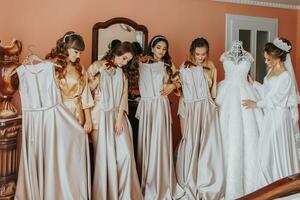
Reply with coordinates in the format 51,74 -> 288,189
0,116 -> 21,200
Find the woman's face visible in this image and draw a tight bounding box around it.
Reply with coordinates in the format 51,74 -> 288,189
264,52 -> 279,68
67,48 -> 81,63
192,47 -> 208,65
152,41 -> 167,60
114,52 -> 133,67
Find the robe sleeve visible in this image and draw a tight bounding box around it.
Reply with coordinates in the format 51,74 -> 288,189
81,67 -> 95,109
119,74 -> 129,114
257,72 -> 292,108
210,66 -> 217,99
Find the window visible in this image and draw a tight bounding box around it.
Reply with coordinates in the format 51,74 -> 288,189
226,14 -> 278,83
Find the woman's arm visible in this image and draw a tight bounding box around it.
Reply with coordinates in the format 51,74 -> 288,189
211,65 -> 217,99
81,68 -> 95,133
87,61 -> 107,92
83,108 -> 92,133
161,63 -> 181,96
115,74 -> 129,135
256,73 -> 291,108
243,72 -> 292,109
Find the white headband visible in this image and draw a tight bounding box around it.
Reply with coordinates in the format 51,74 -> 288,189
273,38 -> 291,52
151,36 -> 166,47
63,33 -> 76,43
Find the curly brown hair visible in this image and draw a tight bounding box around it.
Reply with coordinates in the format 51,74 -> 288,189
101,41 -> 134,78
45,31 -> 85,81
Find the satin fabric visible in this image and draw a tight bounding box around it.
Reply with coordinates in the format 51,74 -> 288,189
57,63 -> 94,125
92,67 -> 142,200
254,72 -> 300,188
15,62 -> 90,200
176,66 -> 224,200
177,61 -> 217,117
136,62 -> 184,200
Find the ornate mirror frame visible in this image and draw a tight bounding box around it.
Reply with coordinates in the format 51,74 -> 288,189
92,17 -> 148,62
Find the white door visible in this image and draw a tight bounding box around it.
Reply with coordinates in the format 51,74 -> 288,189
226,14 -> 278,83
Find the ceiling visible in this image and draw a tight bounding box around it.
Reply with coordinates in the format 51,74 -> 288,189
214,0 -> 300,9
257,0 -> 300,6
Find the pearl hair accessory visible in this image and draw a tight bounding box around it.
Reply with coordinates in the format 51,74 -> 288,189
273,38 -> 291,52
63,33 -> 76,43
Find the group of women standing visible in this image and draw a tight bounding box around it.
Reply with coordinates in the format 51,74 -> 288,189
14,30 -> 300,200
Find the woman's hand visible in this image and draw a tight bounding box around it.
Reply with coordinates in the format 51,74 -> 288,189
160,83 -> 176,96
242,99 -> 257,109
213,102 -> 220,111
84,119 -> 93,134
130,87 -> 140,96
88,76 -> 100,91
115,119 -> 124,135
139,55 -> 150,63
183,60 -> 195,68
247,75 -> 254,85
139,55 -> 158,63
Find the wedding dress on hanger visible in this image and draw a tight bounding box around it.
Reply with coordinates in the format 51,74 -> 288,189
216,41 -> 263,199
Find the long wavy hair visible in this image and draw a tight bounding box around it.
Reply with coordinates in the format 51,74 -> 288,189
127,42 -> 143,98
45,31 -> 85,82
145,35 -> 173,82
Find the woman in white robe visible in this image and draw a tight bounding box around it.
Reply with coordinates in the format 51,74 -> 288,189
243,38 -> 300,188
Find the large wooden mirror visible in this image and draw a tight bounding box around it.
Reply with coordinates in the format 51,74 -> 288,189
92,17 -> 148,62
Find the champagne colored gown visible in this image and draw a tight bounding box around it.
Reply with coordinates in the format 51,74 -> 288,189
88,62 -> 142,200
136,61 -> 184,200
15,61 -> 91,200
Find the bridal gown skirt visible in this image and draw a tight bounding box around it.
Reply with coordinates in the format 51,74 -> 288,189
216,80 -> 263,199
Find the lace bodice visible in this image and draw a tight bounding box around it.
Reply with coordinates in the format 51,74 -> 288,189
221,41 -> 254,65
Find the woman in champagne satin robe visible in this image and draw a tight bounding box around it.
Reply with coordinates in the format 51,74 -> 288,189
56,64 -> 94,126
47,31 -> 93,193
136,35 -> 184,200
88,42 -> 142,200
46,32 -> 94,131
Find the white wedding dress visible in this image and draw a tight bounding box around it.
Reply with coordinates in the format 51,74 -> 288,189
216,48 -> 263,199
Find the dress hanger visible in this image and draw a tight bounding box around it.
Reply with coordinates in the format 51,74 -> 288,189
22,45 -> 43,65
228,41 -> 247,57
22,45 -> 62,68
